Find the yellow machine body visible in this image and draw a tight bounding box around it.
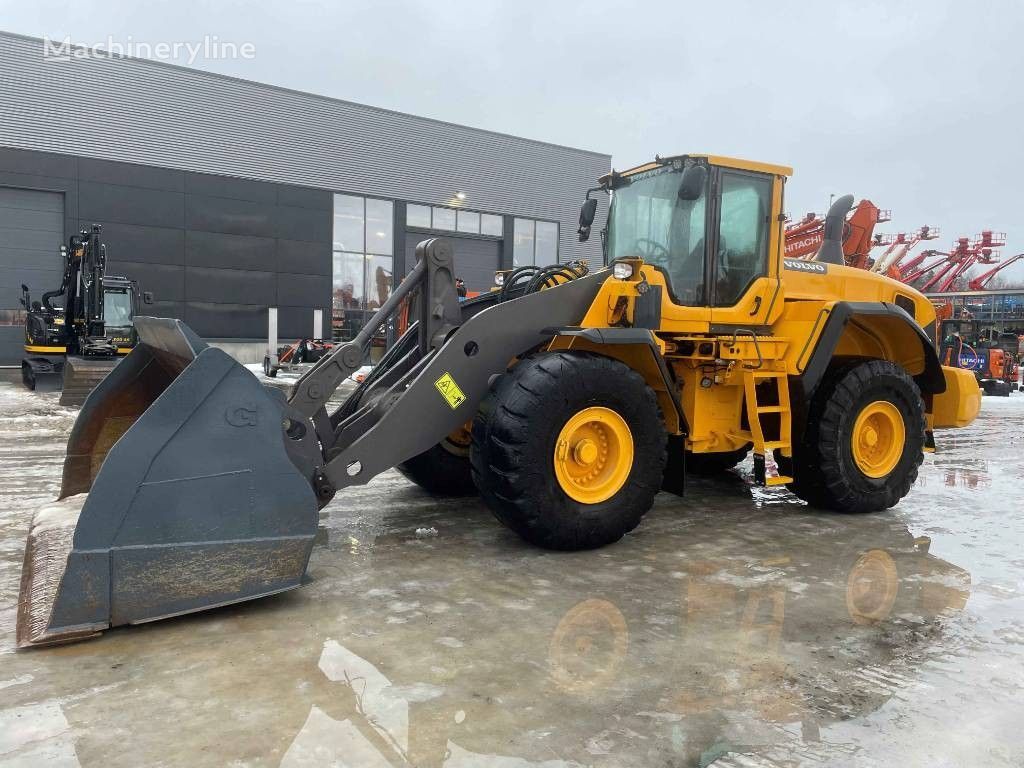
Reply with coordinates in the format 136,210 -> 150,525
550,154 -> 978,470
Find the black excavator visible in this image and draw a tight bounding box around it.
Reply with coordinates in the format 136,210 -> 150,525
20,224 -> 145,406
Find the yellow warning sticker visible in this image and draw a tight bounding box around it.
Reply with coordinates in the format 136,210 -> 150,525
434,372 -> 466,409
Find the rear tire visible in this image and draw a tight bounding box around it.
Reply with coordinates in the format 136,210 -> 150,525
788,360 -> 925,513
397,434 -> 476,496
471,351 -> 667,550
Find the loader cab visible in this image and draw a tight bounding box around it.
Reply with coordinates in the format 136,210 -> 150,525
594,155 -> 790,329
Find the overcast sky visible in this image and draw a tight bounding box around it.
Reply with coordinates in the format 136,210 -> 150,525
3,0 -> 1023,283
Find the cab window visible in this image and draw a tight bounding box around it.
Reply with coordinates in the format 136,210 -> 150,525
713,172 -> 772,306
605,164 -> 708,306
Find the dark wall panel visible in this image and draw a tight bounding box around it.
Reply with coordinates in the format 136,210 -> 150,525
185,266 -> 276,306
185,194 -> 275,238
274,204 -> 331,243
108,260 -> 185,302
78,157 -> 184,192
79,181 -> 185,229
78,221 -> 184,265
277,185 -> 331,211
186,230 -> 276,272
278,272 -> 330,308
277,305 -> 330,339
0,148 -> 334,341
185,172 -> 276,204
0,147 -> 77,179
146,300 -> 185,321
277,239 -> 330,276
185,301 -> 266,338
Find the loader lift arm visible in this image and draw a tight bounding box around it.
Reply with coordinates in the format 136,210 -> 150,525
287,239 -> 607,502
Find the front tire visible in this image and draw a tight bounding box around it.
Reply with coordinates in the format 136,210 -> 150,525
788,360 -> 925,513
397,427 -> 476,496
471,352 -> 667,550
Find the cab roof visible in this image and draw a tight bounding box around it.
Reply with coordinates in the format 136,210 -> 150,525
613,154 -> 793,180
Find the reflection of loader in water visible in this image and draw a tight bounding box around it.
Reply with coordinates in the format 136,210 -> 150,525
18,509 -> 969,766
288,515 -> 971,767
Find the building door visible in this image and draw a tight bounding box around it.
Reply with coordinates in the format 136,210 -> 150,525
404,234 -> 500,296
0,188 -> 64,365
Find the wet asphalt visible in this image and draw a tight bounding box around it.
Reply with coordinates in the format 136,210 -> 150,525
0,371 -> 1022,767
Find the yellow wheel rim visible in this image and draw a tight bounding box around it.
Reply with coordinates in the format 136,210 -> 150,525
851,400 -> 905,478
553,406 -> 633,504
846,549 -> 899,625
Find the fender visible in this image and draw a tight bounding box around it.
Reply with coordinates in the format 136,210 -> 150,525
546,326 -> 687,436
797,301 -> 946,399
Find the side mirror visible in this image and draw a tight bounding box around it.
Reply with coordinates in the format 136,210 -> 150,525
678,164 -> 707,201
578,198 -> 599,242
143,291 -> 154,305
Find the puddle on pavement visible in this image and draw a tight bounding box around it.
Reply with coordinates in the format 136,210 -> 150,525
1,377 -> 1023,766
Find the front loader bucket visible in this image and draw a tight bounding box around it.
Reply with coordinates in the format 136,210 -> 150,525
17,317 -> 319,648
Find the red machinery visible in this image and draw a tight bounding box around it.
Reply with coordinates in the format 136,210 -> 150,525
871,226 -> 939,277
903,232 -> 1006,292
784,199 -> 889,268
968,252 -> 1024,291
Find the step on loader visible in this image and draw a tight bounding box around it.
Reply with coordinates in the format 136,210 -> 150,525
17,154 -> 982,647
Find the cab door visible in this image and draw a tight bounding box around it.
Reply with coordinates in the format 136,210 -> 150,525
707,168 -> 785,328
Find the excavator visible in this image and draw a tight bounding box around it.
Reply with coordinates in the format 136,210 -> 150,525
784,198 -> 888,269
19,225 -> 146,406
16,154 -> 982,648
939,318 -> 1020,396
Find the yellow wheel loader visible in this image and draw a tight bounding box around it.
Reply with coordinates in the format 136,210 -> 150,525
16,154 -> 981,648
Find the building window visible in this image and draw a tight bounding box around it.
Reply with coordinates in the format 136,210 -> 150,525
408,203 -> 504,238
432,206 -> 456,231
333,194 -> 364,252
513,219 -> 535,267
481,213 -> 503,236
456,210 -> 480,233
407,203 -> 431,228
536,220 -> 559,263
333,193 -> 394,346
365,198 -> 394,255
514,218 -> 559,266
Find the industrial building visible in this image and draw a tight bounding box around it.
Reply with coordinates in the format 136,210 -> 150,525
0,31 -> 609,364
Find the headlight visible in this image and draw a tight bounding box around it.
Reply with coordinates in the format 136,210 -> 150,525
613,262 -> 633,280
494,272 -> 505,286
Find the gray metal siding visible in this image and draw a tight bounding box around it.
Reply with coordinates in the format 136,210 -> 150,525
405,233 -> 499,294
0,32 -> 609,267
0,187 -> 64,364
0,147 -> 333,342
